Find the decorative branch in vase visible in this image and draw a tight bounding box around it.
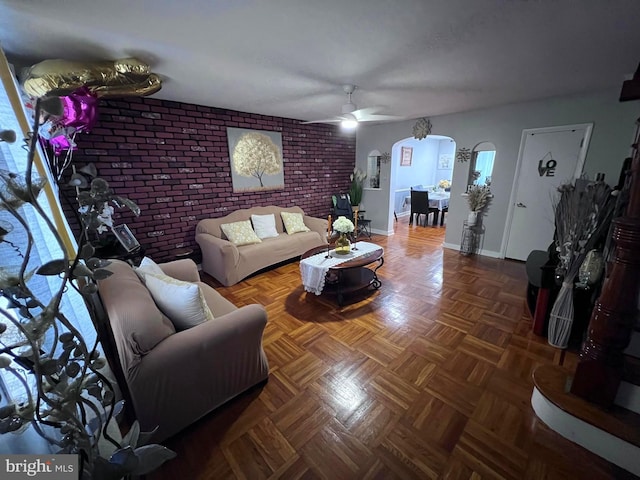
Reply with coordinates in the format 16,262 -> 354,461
0,97 -> 175,478
547,180 -> 616,348
465,185 -> 491,226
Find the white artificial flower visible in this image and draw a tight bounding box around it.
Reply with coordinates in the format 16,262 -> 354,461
333,216 -> 355,233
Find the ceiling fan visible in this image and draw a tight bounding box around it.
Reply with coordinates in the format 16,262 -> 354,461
301,84 -> 401,128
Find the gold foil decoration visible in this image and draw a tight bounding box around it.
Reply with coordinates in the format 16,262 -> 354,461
22,58 -> 162,98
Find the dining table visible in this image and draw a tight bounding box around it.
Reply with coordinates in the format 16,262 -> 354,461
403,190 -> 450,211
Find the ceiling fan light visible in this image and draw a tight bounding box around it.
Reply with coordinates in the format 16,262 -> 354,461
341,114 -> 358,129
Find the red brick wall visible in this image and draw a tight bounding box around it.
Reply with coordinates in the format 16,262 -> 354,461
69,96 -> 355,262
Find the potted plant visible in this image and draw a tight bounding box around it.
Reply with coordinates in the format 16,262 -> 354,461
349,167 -> 367,209
0,98 -> 175,478
466,185 -> 491,225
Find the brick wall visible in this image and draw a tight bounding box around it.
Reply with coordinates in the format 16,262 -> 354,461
67,96 -> 355,262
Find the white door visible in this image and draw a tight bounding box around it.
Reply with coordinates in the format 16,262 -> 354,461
504,124 -> 592,261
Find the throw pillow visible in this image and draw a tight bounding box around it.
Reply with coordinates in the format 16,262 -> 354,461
143,273 -> 214,330
251,214 -> 279,239
280,211 -> 310,235
220,220 -> 262,246
134,256 -> 164,279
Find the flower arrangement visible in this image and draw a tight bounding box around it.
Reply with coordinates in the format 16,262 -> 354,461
466,185 -> 491,211
349,167 -> 367,206
332,216 -> 355,234
438,179 -> 451,189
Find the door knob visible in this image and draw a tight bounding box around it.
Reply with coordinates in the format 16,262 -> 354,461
516,202 -> 527,208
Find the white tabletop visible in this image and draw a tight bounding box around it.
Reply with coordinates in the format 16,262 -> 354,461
403,191 -> 450,210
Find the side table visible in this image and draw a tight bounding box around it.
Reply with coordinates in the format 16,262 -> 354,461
174,247 -> 194,261
94,244 -> 146,266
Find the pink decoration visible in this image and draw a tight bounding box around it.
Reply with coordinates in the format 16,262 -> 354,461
48,134 -> 76,156
59,87 -> 98,132
34,87 -> 98,156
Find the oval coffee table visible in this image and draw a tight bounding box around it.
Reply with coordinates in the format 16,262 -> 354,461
301,244 -> 384,306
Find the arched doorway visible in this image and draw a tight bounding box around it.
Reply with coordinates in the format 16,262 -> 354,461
388,135 -> 456,230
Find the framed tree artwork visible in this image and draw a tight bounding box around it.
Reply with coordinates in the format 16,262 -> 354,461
226,127 -> 285,192
400,146 -> 413,166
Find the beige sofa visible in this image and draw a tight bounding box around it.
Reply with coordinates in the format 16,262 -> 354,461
97,258 -> 269,442
196,206 -> 328,286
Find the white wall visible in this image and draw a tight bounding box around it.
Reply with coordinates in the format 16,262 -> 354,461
356,89 -> 638,253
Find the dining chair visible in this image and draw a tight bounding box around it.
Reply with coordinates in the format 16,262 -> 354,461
410,188 -> 439,226
440,206 -> 448,226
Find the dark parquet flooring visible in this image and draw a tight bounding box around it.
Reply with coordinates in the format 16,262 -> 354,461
149,217 -> 633,480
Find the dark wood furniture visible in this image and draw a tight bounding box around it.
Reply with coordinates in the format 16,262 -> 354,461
571,115 -> 640,407
94,242 -> 146,266
301,244 -> 384,306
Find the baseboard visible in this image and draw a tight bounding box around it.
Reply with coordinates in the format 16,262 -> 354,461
372,228 -> 394,236
478,248 -> 502,258
442,242 -> 501,258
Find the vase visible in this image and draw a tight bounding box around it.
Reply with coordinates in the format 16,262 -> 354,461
577,249 -> 604,288
467,211 -> 478,226
335,233 -> 351,255
548,281 -> 574,348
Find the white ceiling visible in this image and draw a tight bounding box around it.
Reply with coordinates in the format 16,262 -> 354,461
1,0 -> 639,124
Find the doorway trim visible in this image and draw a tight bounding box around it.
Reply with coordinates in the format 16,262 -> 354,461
499,123 -> 593,258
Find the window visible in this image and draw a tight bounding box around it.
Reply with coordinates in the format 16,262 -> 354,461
0,49 -> 95,402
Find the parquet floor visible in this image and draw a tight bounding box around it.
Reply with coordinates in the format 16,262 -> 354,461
149,218 -> 635,480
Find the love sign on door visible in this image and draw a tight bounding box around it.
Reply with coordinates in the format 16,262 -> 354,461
537,152 -> 557,177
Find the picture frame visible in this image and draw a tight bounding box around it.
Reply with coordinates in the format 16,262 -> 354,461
438,154 -> 452,170
112,224 -> 140,252
400,146 -> 413,167
226,127 -> 285,193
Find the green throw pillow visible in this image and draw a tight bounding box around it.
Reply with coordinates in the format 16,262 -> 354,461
220,220 -> 262,246
280,211 -> 310,234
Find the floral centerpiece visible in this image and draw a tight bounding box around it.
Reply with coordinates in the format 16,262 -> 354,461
438,179 -> 451,190
333,216 -> 355,234
332,216 -> 354,254
349,167 -> 367,207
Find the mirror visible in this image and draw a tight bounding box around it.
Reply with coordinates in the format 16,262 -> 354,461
469,142 -> 496,187
367,150 -> 382,189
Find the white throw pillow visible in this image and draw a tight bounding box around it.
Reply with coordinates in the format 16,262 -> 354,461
134,256 -> 164,280
280,211 -> 310,235
220,220 -> 262,246
143,273 -> 214,330
251,214 -> 279,239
